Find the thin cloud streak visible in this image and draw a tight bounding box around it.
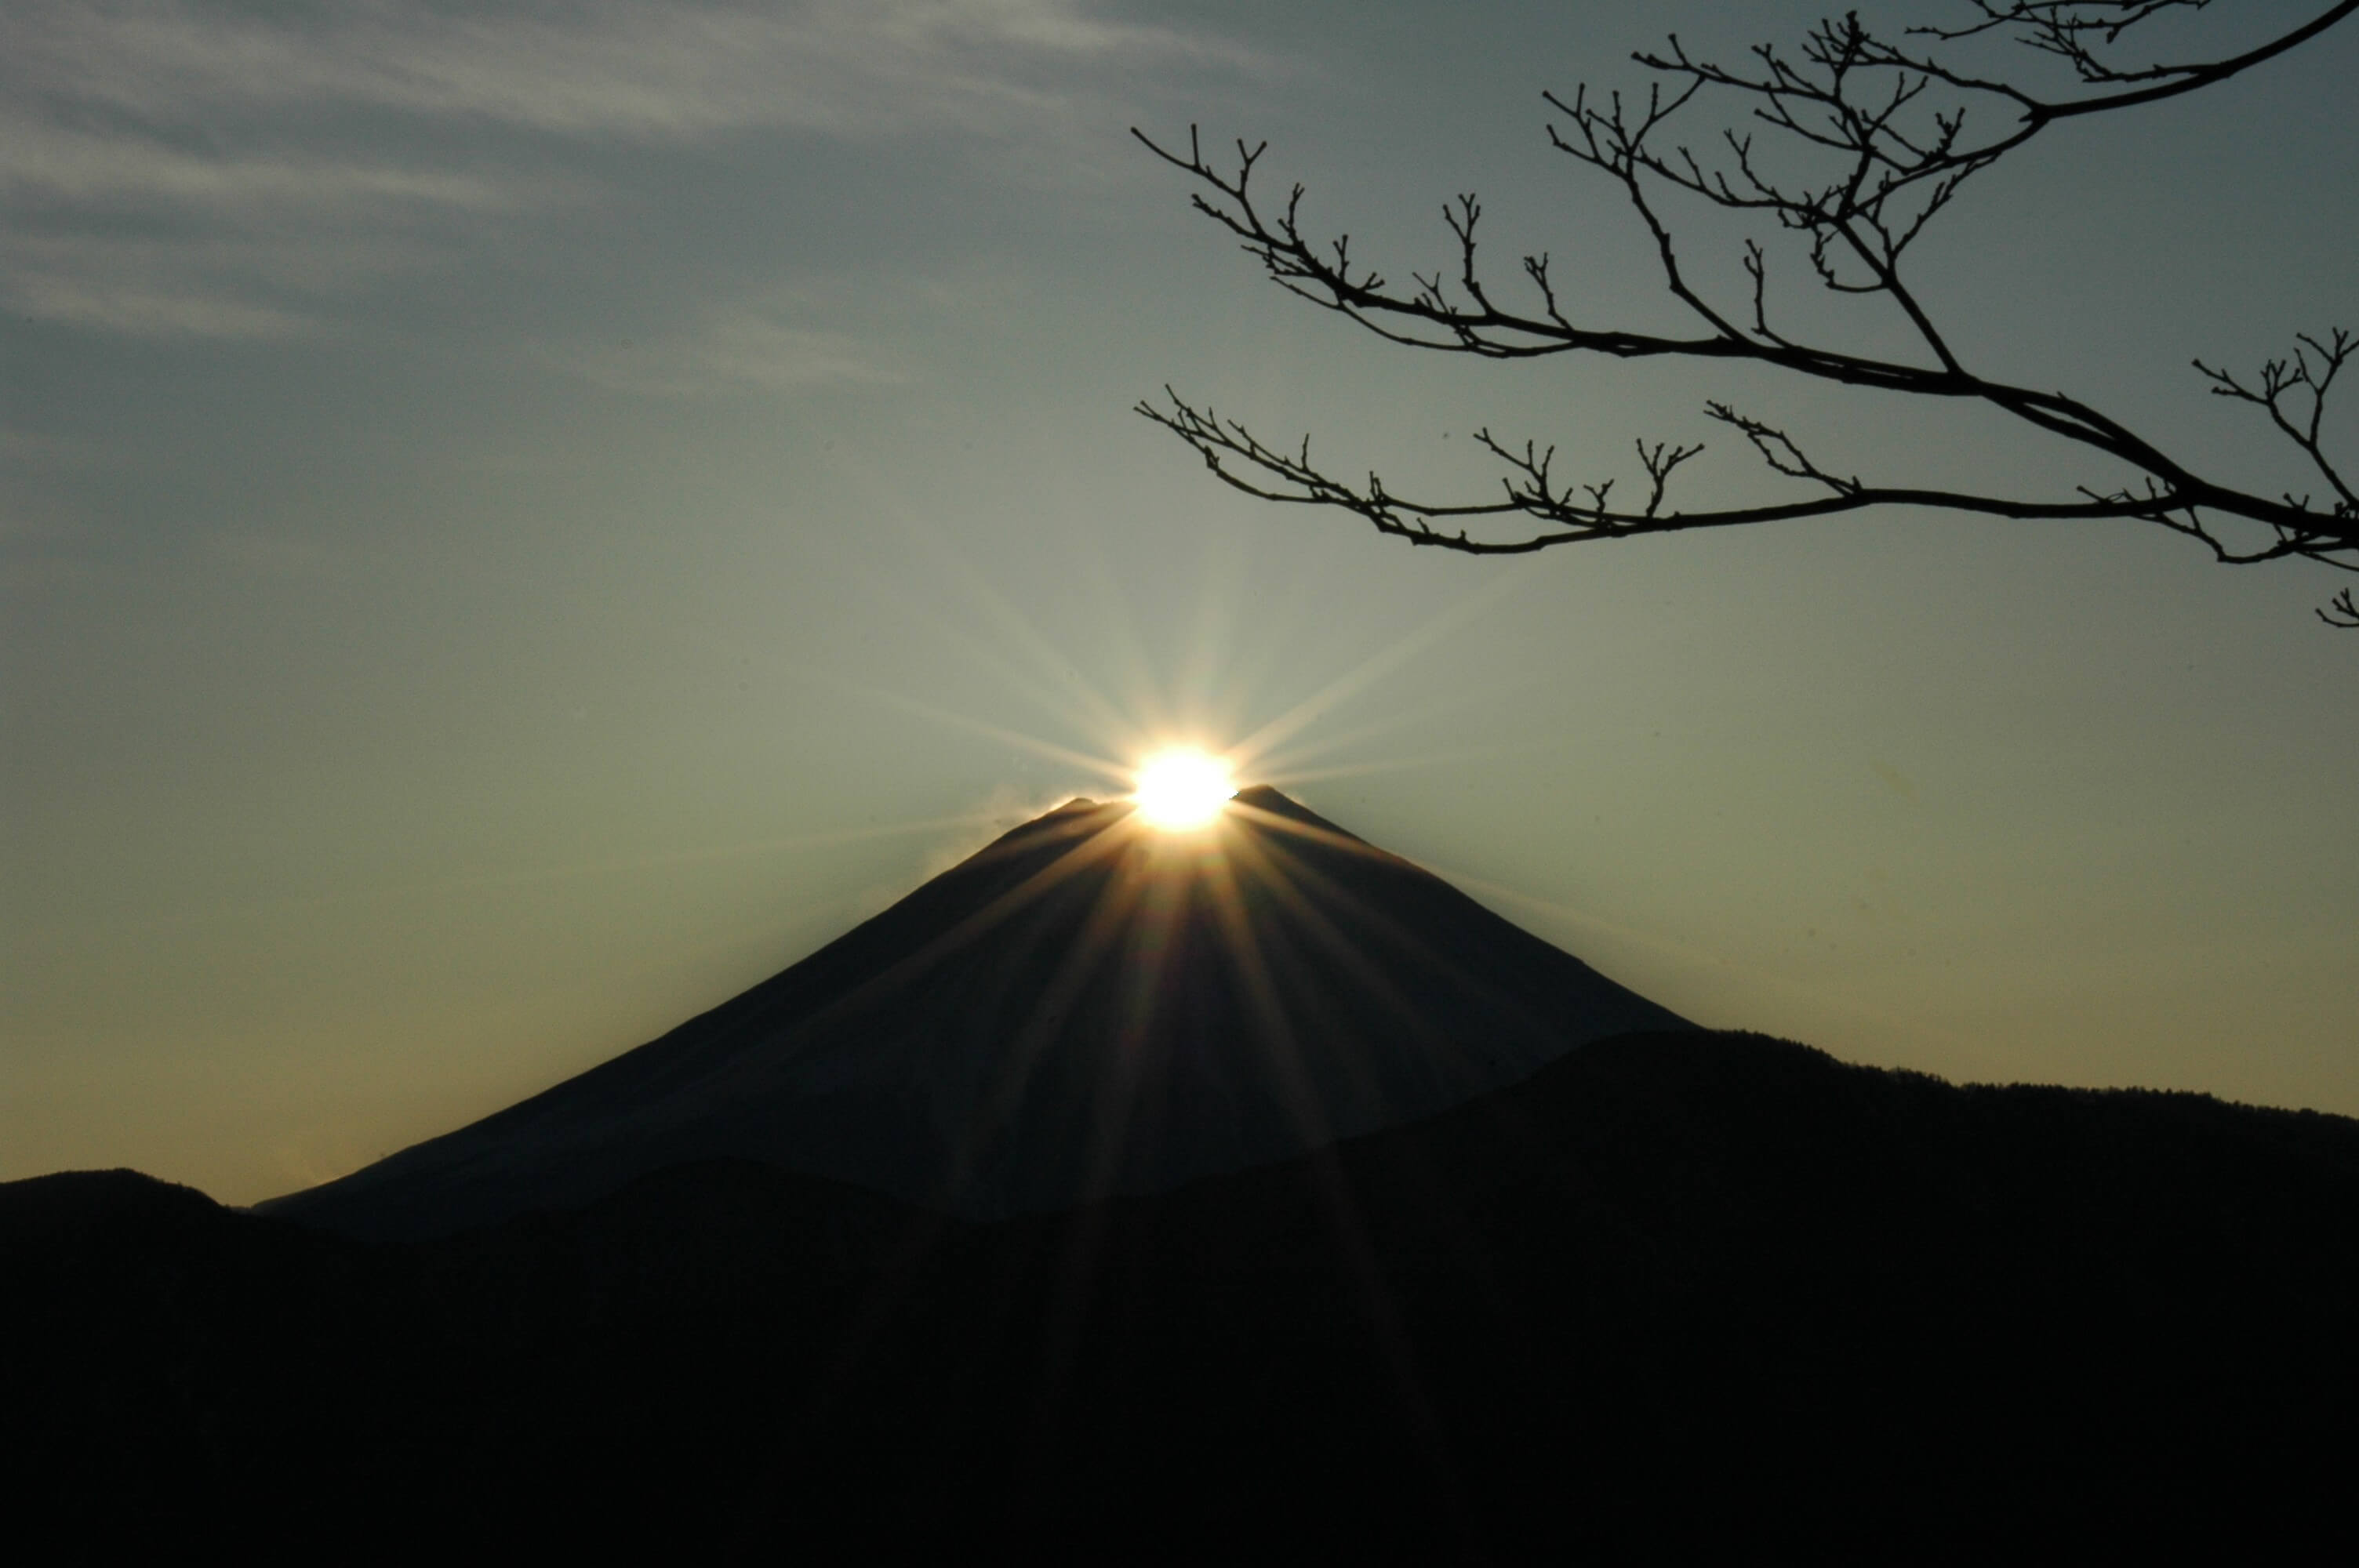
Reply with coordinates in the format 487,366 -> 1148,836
9,274 -> 311,339
553,315 -> 910,398
4,0 -> 1263,338
11,0 -> 1256,143
2,226 -> 455,338
0,114 -> 514,212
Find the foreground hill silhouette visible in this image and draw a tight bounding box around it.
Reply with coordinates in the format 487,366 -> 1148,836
263,787 -> 1687,1237
10,1032 -> 2359,1558
15,793 -> 2359,1553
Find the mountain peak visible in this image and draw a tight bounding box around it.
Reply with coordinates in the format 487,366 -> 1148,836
266,787 -> 1687,1239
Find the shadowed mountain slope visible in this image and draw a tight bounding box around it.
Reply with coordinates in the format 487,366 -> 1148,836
13,1033 -> 2359,1559
263,787 -> 1687,1239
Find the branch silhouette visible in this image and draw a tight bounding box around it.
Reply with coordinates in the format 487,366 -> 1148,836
1135,1 -> 2357,622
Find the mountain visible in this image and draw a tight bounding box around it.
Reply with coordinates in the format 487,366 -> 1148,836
14,1033 -> 2359,1559
260,786 -> 1688,1238
38,785 -> 2355,1552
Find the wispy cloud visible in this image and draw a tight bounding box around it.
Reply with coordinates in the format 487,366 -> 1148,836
554,310 -> 911,398
0,114 -> 514,211
2,1 -> 1259,339
3,223 -> 456,339
16,0 -> 1247,141
13,275 -> 311,339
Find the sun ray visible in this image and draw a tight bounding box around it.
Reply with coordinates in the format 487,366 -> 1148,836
1198,834 -> 1336,1149
785,662 -> 1136,786
1223,797 -> 1406,867
800,464 -> 1155,757
1195,833 -> 1463,1486
1223,569 -> 1531,776
1172,531 -> 1252,738
817,548 -> 1147,762
1256,745 -> 1552,791
1226,809 -> 1575,1073
883,511 -> 1154,753
1072,541 -> 1180,744
1215,819 -> 1637,1341
947,840 -> 1150,1203
1005,830 -> 1217,1455
1239,675 -> 1555,781
1216,826 -> 1470,1116
776,805 -> 1139,1039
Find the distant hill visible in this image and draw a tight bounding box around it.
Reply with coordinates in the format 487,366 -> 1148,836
260,787 -> 1687,1238
11,1030 -> 2359,1558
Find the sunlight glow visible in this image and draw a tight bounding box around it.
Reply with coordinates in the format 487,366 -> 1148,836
1132,748 -> 1237,830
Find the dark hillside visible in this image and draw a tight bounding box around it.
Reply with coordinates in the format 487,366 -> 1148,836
0,1171 -> 450,1552
10,1033 -> 2359,1559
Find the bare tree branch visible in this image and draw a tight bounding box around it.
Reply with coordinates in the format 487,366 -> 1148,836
1921,1 -> 2359,114
1135,1 -> 2357,622
1136,385 -> 2204,557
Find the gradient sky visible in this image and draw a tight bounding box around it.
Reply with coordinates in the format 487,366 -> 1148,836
6,0 -> 2354,1206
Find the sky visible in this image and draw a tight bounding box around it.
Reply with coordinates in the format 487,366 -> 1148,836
5,0 -> 2354,1207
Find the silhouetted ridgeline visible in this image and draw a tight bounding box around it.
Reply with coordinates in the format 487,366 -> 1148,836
9,1029 -> 2359,1560
256,789 -> 1689,1238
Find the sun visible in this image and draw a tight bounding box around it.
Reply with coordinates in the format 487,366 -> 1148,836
1132,748 -> 1238,830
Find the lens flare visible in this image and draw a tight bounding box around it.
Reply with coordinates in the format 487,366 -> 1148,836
1132,749 -> 1237,830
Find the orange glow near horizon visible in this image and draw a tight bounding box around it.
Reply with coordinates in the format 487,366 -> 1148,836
1132,748 -> 1238,830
